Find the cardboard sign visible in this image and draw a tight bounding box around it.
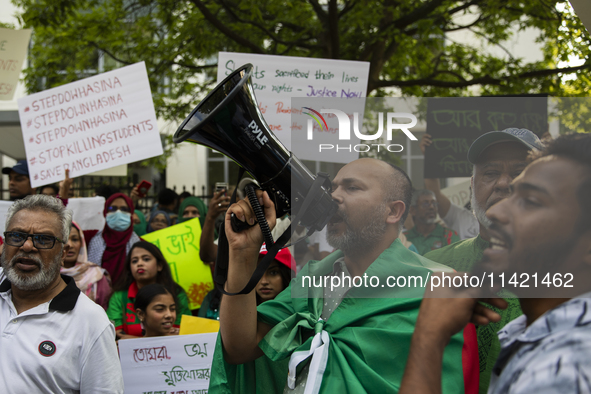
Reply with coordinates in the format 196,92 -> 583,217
179,315 -> 219,335
0,28 -> 32,100
0,196 -> 105,235
119,332 -> 218,393
424,97 -> 547,178
142,218 -> 213,310
217,52 -> 370,163
17,62 -> 163,187
440,180 -> 472,208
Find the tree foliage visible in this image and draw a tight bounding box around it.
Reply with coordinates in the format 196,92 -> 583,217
13,0 -> 591,124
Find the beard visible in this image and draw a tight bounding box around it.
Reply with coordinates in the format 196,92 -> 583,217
1,248 -> 62,291
326,203 -> 388,256
472,192 -> 493,229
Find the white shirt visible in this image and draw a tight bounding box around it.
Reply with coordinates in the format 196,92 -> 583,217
442,202 -> 479,240
0,270 -> 124,393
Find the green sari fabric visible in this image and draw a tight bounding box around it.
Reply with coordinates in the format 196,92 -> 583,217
210,239 -> 476,393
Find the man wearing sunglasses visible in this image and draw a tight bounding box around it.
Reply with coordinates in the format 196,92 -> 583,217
0,195 -> 123,393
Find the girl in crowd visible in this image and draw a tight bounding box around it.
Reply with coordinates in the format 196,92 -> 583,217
177,196 -> 208,227
107,241 -> 192,340
199,246 -> 294,320
134,284 -> 178,337
133,210 -> 147,237
146,210 -> 171,233
61,221 -> 111,309
87,193 -> 141,285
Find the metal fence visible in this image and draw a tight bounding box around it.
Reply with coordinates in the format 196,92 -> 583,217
1,176 -> 212,216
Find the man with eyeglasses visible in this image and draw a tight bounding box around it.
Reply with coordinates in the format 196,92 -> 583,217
404,189 -> 459,256
0,194 -> 123,393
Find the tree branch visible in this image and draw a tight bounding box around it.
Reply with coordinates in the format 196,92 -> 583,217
372,62 -> 591,90
189,0 -> 265,54
88,42 -> 133,65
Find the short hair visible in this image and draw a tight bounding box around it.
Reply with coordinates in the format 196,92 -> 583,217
385,163 -> 413,224
158,188 -> 178,206
529,133 -> 591,232
134,283 -> 174,312
411,189 -> 436,207
179,191 -> 192,200
5,195 -> 72,240
39,184 -> 59,195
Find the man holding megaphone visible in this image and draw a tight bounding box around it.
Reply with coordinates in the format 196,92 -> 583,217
210,158 -> 478,394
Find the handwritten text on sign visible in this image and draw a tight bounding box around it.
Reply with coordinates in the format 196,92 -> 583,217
0,28 -> 31,100
424,97 -> 547,178
217,52 -> 369,158
142,218 -> 213,310
119,332 -> 217,393
17,62 -> 163,187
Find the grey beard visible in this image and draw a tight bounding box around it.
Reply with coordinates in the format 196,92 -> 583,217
471,192 -> 492,228
326,203 -> 388,256
1,249 -> 62,291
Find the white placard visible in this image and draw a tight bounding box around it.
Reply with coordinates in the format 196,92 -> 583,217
217,52 -> 369,162
119,332 -> 218,393
0,28 -> 32,100
441,179 -> 472,208
0,197 -> 105,236
17,62 -> 163,188
66,196 -> 106,231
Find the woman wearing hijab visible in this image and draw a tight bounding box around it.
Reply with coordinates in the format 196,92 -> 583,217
146,210 -> 172,233
61,221 -> 112,309
133,210 -> 148,236
177,196 -> 208,228
87,192 -> 141,285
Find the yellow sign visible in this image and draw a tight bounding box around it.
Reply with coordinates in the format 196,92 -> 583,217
179,315 -> 220,335
142,218 -> 213,309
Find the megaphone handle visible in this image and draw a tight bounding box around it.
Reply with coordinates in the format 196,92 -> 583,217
228,184 -> 275,247
230,213 -> 255,233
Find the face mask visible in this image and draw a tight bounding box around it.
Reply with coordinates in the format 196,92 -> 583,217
106,210 -> 132,232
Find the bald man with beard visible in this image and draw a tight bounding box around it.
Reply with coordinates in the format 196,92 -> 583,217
209,158 -> 478,394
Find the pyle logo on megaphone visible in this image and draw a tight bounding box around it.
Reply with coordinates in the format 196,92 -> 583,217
303,108 -> 418,153
247,120 -> 269,146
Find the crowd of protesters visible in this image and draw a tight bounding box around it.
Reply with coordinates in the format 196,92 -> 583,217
1,130 -> 590,394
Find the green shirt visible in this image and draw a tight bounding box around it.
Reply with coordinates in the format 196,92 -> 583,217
404,223 -> 460,256
424,235 -> 523,394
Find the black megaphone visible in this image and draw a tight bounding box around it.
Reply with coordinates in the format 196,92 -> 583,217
173,64 -> 337,232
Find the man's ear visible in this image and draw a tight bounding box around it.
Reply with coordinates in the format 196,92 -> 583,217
61,243 -> 70,263
386,200 -> 406,224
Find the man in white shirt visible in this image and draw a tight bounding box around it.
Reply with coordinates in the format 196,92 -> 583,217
0,194 -> 123,393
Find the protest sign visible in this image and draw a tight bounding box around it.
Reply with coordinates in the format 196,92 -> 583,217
0,28 -> 31,100
17,62 -> 163,187
0,197 -> 104,235
142,218 -> 213,310
179,315 -> 219,335
119,332 -> 217,393
218,52 -> 370,163
424,97 -> 547,178
440,180 -> 471,209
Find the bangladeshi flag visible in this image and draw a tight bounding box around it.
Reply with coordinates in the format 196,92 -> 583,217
209,239 -> 478,393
